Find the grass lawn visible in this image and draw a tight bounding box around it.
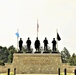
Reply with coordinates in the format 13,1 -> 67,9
60,72 -> 74,75
0,72 -> 74,75
0,72 -> 14,75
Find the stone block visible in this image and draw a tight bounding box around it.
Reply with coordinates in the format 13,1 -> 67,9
12,53 -> 62,74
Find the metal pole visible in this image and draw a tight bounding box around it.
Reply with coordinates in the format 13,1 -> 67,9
17,29 -> 19,52
8,68 -> 10,75
37,30 -> 38,38
56,29 -> 58,51
14,68 -> 16,75
37,19 -> 38,38
64,68 -> 67,75
17,37 -> 19,52
74,69 -> 76,75
58,68 -> 60,75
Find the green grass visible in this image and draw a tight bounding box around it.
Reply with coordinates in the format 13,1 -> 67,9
0,72 -> 14,75
60,72 -> 74,75
0,72 -> 74,75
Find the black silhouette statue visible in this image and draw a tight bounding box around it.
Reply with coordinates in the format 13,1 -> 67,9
52,38 -> 57,52
26,37 -> 31,52
43,37 -> 48,51
34,37 -> 40,52
19,38 -> 23,52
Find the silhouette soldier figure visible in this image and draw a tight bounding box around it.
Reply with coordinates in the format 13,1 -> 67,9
26,37 -> 31,52
52,38 -> 57,52
34,37 -> 40,52
19,38 -> 23,52
43,37 -> 48,51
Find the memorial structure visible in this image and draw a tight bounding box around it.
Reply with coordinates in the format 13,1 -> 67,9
0,50 -> 76,74
0,38 -> 76,74
12,53 -> 62,74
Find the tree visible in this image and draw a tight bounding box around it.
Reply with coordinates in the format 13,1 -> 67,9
0,46 -> 9,65
61,47 -> 71,63
69,53 -> 76,66
40,46 -> 44,53
8,45 -> 16,63
8,45 -> 17,53
8,51 -> 13,63
0,45 -> 17,64
47,46 -> 52,52
22,45 -> 33,53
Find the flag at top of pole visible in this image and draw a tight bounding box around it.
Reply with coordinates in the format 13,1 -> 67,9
56,29 -> 61,41
15,30 -> 19,38
15,32 -> 19,37
37,19 -> 39,37
56,29 -> 61,51
57,32 -> 61,41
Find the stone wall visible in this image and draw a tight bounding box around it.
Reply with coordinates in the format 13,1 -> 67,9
12,53 -> 62,74
0,53 -> 76,74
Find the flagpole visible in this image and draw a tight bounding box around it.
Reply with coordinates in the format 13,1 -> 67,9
37,31 -> 38,37
17,29 -> 19,52
37,19 -> 38,38
17,36 -> 18,52
56,29 -> 58,51
37,24 -> 38,37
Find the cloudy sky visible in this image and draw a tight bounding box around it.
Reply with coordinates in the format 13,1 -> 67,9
0,0 -> 76,54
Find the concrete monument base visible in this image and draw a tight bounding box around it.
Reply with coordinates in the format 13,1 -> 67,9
12,53 -> 62,74
0,53 -> 76,74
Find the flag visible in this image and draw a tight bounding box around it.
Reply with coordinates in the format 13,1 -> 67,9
57,32 -> 61,41
15,32 -> 19,37
37,20 -> 39,32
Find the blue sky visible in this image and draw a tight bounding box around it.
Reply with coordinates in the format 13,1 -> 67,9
0,0 -> 76,54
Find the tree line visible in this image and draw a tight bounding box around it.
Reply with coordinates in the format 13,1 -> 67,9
0,45 -> 76,66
